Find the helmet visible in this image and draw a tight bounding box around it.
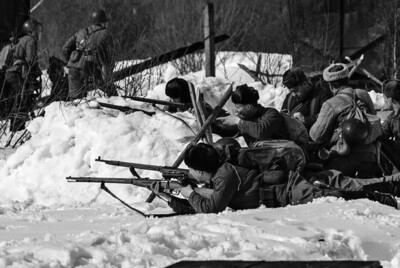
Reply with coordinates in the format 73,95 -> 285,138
91,9 -> 109,24
383,79 -> 400,101
323,63 -> 349,82
22,18 -> 41,35
341,118 -> 369,145
282,67 -> 307,89
213,138 -> 241,162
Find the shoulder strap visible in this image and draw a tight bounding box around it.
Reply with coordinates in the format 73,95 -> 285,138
310,97 -> 316,116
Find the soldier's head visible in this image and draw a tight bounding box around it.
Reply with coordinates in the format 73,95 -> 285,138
184,143 -> 221,183
341,118 -> 369,146
213,137 -> 241,163
383,79 -> 400,107
323,63 -> 349,92
91,9 -> 109,26
22,18 -> 41,37
165,77 -> 192,104
231,84 -> 260,119
282,67 -> 312,102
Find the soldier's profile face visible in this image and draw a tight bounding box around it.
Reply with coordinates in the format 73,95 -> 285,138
189,168 -> 210,183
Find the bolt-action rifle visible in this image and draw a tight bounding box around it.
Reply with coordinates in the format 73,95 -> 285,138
123,96 -> 192,110
66,176 -> 213,198
97,102 -> 156,116
95,156 -> 190,180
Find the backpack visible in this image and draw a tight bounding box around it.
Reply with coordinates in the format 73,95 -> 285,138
338,91 -> 382,144
237,139 -> 306,173
0,42 -> 15,71
280,112 -> 309,149
69,27 -> 103,69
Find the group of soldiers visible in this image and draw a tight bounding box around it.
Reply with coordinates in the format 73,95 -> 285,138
148,66 -> 400,214
1,9 -> 400,214
0,9 -> 116,132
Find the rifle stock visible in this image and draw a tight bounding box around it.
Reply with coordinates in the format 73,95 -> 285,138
66,176 -> 213,198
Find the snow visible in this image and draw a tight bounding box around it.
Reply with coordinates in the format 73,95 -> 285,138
0,52 -> 398,268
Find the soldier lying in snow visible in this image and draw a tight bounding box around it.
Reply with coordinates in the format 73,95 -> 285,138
149,142 -> 400,214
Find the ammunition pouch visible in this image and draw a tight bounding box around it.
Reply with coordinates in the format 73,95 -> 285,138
70,50 -> 82,63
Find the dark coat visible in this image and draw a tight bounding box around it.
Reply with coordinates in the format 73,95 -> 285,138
238,105 -> 290,146
7,34 -> 40,78
169,163 -> 260,214
281,80 -> 333,129
62,24 -> 114,69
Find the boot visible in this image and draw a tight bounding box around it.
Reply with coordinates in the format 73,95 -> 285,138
365,191 -> 398,209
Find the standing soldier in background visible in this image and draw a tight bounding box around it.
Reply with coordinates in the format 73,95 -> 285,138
5,19 -> 42,132
281,67 -> 333,130
62,9 -> 117,100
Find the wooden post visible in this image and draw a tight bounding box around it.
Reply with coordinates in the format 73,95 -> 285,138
203,1 -> 215,77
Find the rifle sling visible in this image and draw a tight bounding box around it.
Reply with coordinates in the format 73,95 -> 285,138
100,182 -> 184,218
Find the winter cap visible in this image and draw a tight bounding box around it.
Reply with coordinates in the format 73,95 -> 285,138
282,67 -> 307,89
323,63 -> 349,82
231,84 -> 259,104
383,79 -> 400,101
165,77 -> 192,102
184,143 -> 221,173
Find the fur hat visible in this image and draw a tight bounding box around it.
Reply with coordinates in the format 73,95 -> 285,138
184,143 -> 221,173
231,84 -> 259,104
383,80 -> 400,101
282,67 -> 307,89
165,77 -> 192,103
323,63 -> 349,82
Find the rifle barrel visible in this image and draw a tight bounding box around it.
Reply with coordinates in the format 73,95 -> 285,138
66,176 -> 139,184
124,96 -> 191,109
95,157 -> 189,173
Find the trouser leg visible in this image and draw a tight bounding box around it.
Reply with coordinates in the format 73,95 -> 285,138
68,68 -> 86,100
328,190 -> 398,209
5,71 -> 28,132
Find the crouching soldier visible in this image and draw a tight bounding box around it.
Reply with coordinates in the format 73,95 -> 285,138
62,9 -> 117,100
309,63 -> 381,178
281,67 -> 332,130
214,84 -> 299,147
149,143 -> 399,214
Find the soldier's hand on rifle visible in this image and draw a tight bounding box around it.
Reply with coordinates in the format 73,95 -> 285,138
150,182 -> 172,202
293,112 -> 305,123
178,185 -> 194,198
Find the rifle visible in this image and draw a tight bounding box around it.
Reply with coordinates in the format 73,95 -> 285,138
123,96 -> 192,110
95,156 -> 189,179
97,102 -> 156,116
66,176 -> 213,198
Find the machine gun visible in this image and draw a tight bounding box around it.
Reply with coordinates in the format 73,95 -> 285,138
123,96 -> 192,110
95,156 -> 190,180
66,176 -> 213,198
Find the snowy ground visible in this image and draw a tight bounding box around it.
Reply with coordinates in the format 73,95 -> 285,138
0,52 -> 399,268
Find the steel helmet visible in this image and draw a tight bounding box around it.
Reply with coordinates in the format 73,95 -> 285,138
22,18 -> 41,35
341,118 -> 369,145
91,9 -> 109,24
213,138 -> 241,162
